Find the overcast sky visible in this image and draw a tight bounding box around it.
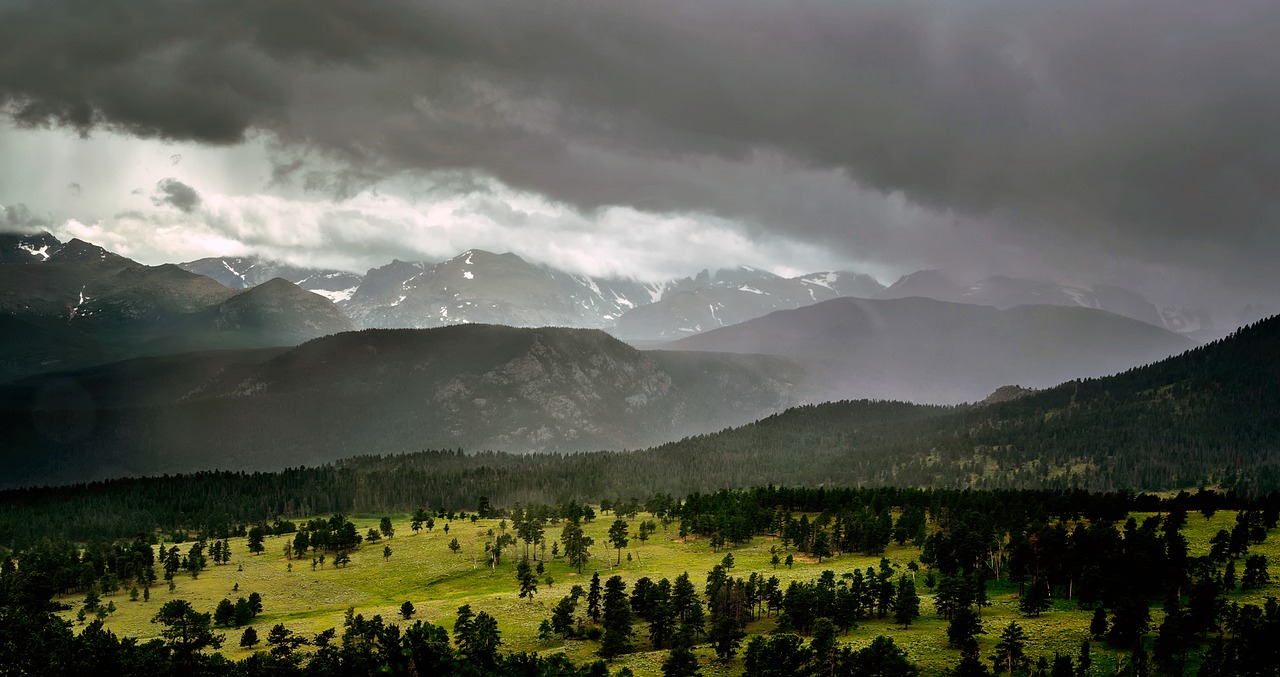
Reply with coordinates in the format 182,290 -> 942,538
2,0 -> 1277,316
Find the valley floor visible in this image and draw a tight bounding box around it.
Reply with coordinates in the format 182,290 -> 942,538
60,510 -> 1279,676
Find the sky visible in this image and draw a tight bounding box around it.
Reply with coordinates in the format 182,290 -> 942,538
1,0 -> 1278,318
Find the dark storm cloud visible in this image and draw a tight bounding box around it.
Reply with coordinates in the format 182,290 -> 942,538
0,203 -> 49,233
151,178 -> 202,213
2,0 -> 1278,290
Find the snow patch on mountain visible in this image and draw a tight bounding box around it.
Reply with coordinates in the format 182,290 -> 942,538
310,287 -> 358,303
18,242 -> 50,260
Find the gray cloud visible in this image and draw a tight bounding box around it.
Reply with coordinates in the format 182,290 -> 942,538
151,178 -> 202,213
2,0 -> 1278,297
1,202 -> 49,233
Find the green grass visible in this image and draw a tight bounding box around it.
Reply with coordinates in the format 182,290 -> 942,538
60,511 -> 1280,675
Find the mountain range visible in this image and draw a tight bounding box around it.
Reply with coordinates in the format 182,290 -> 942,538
182,251 -> 888,340
0,232 -> 351,382
7,309 -> 1275,498
669,296 -> 1194,403
633,312 -> 1280,495
178,251 -> 1220,343
0,298 -> 1200,486
1,228 -> 1274,492
0,324 -> 806,487
876,269 -> 1216,339
175,248 -> 1223,342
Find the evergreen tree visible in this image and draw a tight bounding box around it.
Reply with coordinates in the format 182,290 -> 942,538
247,526 -> 265,554
214,598 -> 236,627
1019,579 -> 1051,617
1241,555 -> 1270,589
662,629 -> 702,677
239,626 -> 259,648
600,575 -> 633,659
152,599 -> 225,669
811,618 -> 839,676
673,572 -> 705,638
561,520 -> 594,574
1089,608 -> 1108,640
948,607 -> 985,649
1107,597 -> 1151,648
454,605 -> 502,667
400,601 -> 415,620
517,558 -> 539,601
609,519 -> 630,566
1078,640 -> 1092,677
584,572 -> 604,624
894,575 -> 921,629
551,594 -> 578,637
991,622 -> 1029,675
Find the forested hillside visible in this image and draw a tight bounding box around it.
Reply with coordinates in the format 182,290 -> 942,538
5,316 -> 1277,546
0,325 -> 808,487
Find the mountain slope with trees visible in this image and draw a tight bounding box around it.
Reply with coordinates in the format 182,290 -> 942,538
0,325 -> 808,488
5,314 -> 1276,530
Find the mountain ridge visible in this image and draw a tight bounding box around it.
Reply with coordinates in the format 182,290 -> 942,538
668,296 -> 1195,403
0,324 -> 810,487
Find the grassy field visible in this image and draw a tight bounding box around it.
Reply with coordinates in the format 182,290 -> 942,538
60,510 -> 1280,675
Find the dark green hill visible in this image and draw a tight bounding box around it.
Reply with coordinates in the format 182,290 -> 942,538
0,325 -> 808,487
2,313 -> 1275,496
646,313 -> 1280,494
1,318 -> 1276,546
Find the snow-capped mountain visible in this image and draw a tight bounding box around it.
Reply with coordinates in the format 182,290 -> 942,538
0,230 -> 63,263
341,250 -> 661,329
0,235 -> 353,382
179,256 -> 364,303
183,251 -> 890,337
613,268 -> 886,340
876,271 -> 1215,339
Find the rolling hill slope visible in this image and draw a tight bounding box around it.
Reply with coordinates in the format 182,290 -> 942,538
0,325 -> 807,487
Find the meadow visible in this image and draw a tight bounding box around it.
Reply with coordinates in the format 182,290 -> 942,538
61,509 -> 1280,676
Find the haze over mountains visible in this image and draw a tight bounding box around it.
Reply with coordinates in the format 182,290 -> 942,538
0,231 -> 351,382
670,296 -> 1194,403
177,247 -> 1224,343
0,227 -> 1262,489
0,325 -> 805,487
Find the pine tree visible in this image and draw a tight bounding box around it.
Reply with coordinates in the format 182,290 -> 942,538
894,575 -> 921,629
588,572 -> 603,623
991,622 -> 1029,675
214,598 -> 236,627
1241,555 -> 1270,589
662,629 -> 701,677
600,575 -> 633,659
239,626 -> 258,648
551,594 -> 578,637
517,558 -> 539,601
1089,608 -> 1108,640
948,607 -> 985,649
608,519 -> 630,566
1019,579 -> 1051,617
